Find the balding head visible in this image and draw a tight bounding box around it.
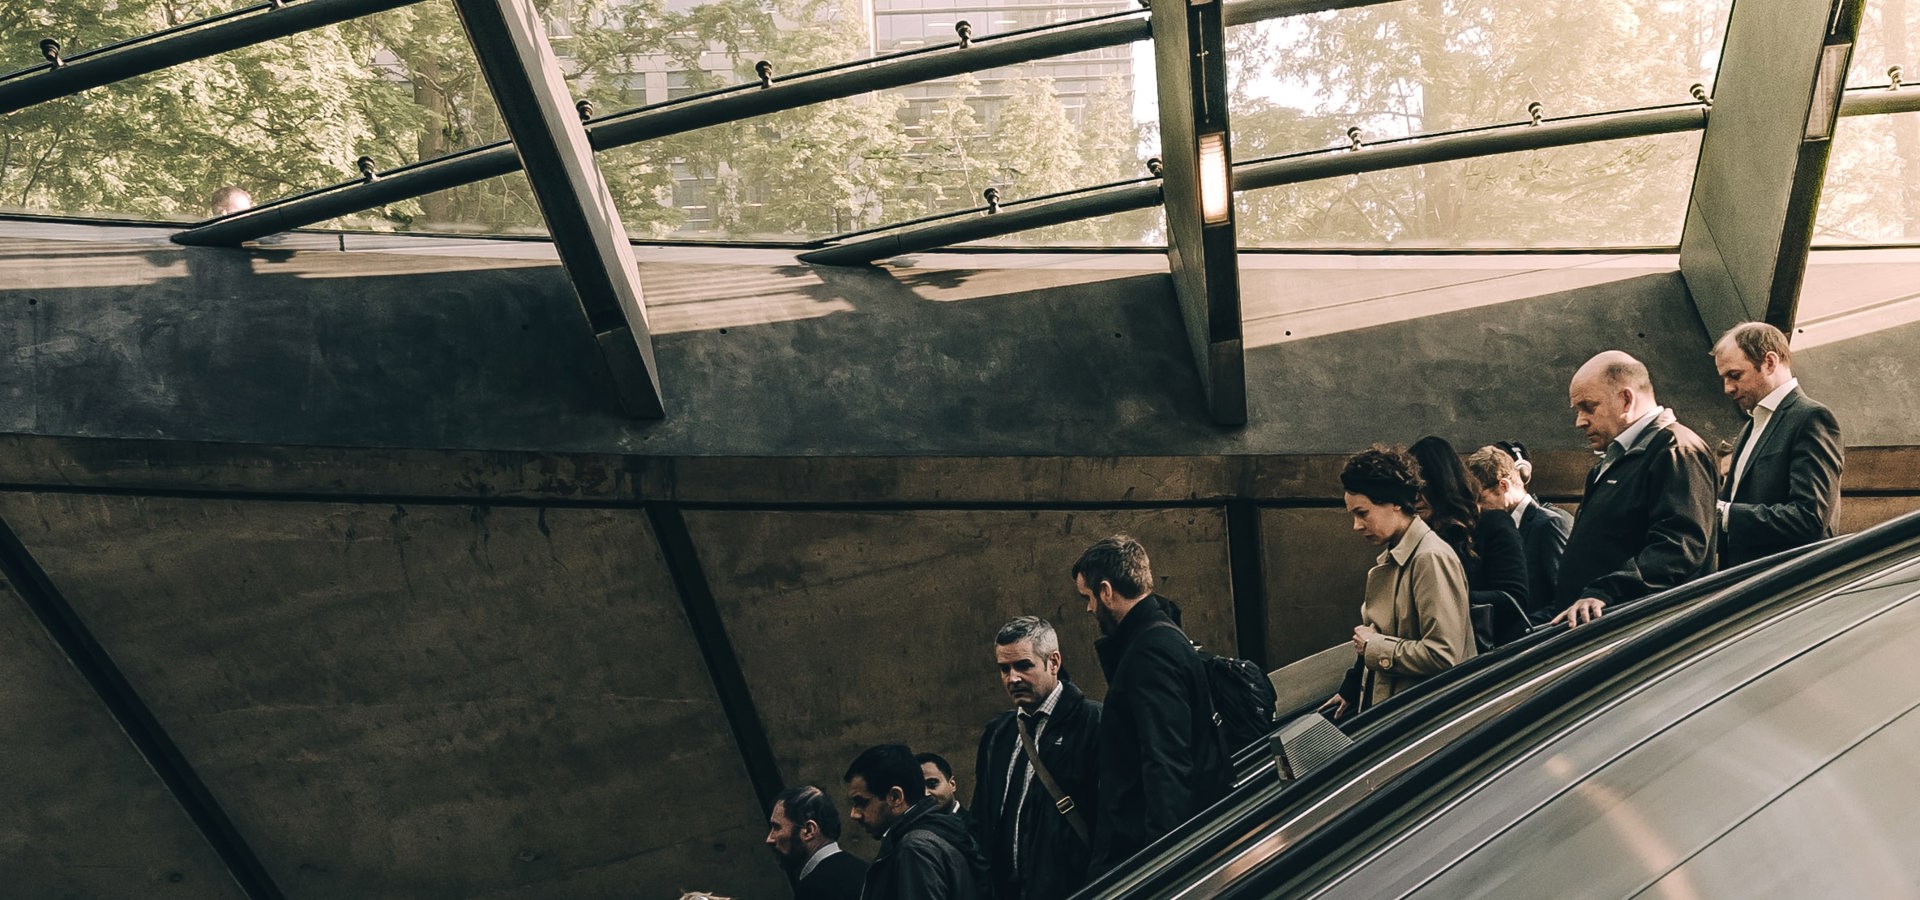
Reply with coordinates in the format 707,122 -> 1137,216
1570,351 -> 1658,451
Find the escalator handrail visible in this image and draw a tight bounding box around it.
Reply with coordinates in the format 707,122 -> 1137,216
1080,542 -> 1803,898
1210,512 -> 1920,898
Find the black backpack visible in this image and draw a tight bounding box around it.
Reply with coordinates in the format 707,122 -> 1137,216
1152,621 -> 1279,752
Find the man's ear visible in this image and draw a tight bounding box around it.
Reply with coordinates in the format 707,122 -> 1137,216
798,819 -> 818,842
886,785 -> 907,809
1045,649 -> 1063,672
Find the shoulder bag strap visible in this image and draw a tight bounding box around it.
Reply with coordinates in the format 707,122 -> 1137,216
1016,716 -> 1091,845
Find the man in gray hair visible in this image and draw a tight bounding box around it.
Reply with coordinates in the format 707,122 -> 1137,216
969,616 -> 1102,900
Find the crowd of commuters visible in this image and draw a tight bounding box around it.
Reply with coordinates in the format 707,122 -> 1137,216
762,322 -> 1844,899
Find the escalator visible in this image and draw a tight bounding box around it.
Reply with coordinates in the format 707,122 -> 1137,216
1082,509 -> 1920,898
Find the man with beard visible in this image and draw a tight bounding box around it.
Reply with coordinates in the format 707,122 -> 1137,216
766,784 -> 867,900
1073,535 -> 1229,874
844,744 -> 988,899
970,616 -> 1101,900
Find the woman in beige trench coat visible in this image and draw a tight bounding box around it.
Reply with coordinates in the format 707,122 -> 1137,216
1321,445 -> 1477,719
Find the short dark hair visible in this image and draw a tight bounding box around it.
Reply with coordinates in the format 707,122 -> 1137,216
914,752 -> 954,779
1072,535 -> 1153,598
1340,444 -> 1423,514
771,784 -> 841,840
1718,321 -> 1793,368
844,744 -> 925,803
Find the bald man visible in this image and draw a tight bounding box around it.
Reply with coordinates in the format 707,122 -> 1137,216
1551,351 -> 1719,627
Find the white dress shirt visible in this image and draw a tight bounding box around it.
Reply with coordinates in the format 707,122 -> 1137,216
1721,378 -> 1800,525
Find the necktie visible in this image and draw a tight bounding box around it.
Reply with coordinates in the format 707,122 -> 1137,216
1006,712 -> 1046,872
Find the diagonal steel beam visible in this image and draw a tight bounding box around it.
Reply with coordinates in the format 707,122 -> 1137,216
452,0 -> 663,417
0,0 -> 426,116
0,513 -> 287,900
171,0 -> 1399,247
1680,0 -> 1867,336
1151,0 -> 1246,424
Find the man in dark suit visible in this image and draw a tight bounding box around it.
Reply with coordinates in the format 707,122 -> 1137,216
1466,443 -> 1573,628
1551,351 -> 1719,628
766,784 -> 868,900
1712,322 -> 1844,567
1073,535 -> 1228,874
971,616 -> 1101,900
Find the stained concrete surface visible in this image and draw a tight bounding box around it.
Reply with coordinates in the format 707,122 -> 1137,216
0,227 -> 1749,457
687,507 -> 1233,860
0,494 -> 783,900
4,224 -> 1920,896
1260,508 -> 1381,667
0,580 -> 245,900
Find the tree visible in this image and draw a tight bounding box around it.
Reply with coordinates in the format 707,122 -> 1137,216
1225,0 -> 1731,246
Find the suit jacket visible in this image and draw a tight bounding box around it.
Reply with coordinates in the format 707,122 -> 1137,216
1518,499 -> 1574,626
1554,408 -> 1719,613
796,849 -> 868,900
1089,594 -> 1229,875
970,682 -> 1102,900
1721,386 -> 1844,567
1464,509 -> 1530,646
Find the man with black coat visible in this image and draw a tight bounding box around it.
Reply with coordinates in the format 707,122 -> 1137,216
844,743 -> 987,900
766,784 -> 868,900
1711,322 -> 1844,568
1552,351 -> 1719,628
1072,535 -> 1229,875
971,616 -> 1101,900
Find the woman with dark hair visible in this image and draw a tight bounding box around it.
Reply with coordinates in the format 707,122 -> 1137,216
1410,435 -> 1531,649
1320,444 -> 1475,720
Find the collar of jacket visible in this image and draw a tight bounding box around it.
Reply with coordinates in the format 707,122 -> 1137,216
877,797 -> 943,856
1384,514 -> 1436,567
1617,407 -> 1678,459
1107,593 -> 1175,649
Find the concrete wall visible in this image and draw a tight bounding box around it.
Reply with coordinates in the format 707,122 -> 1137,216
3,225 -> 1919,897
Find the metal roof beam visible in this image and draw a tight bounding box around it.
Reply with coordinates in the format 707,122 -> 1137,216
171,0 -> 1398,247
0,0 -> 425,116
452,0 -> 663,418
1679,0 -> 1867,336
1152,0 -> 1246,424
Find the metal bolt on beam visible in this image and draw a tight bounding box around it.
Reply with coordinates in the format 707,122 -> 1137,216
1890,66 -> 1903,90
575,98 -> 593,121
1528,100 -> 1543,125
1347,126 -> 1363,150
983,186 -> 1001,213
1691,83 -> 1712,107
755,60 -> 773,88
39,38 -> 63,68
1146,156 -> 1164,176
355,155 -> 379,182
955,20 -> 973,48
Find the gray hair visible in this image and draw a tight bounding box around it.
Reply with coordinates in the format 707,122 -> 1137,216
996,615 -> 1060,657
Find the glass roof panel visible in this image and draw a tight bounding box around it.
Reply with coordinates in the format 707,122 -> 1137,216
1225,0 -> 1732,243
1236,130 -> 1701,248
0,3 -> 496,224
1814,0 -> 1920,244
